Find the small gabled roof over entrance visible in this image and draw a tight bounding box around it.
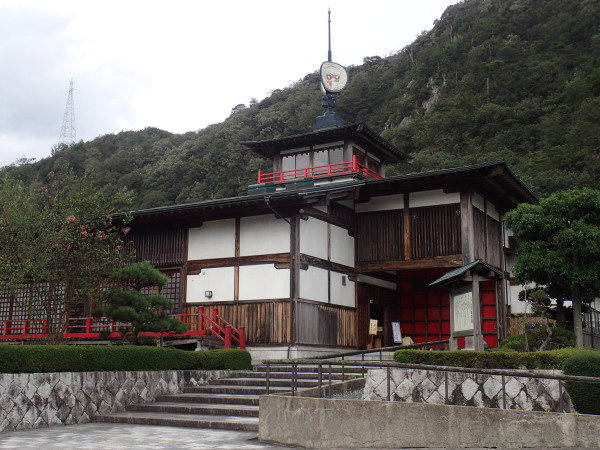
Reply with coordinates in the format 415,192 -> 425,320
241,122 -> 411,164
429,259 -> 503,287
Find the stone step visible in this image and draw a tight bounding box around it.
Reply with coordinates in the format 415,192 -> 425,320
239,370 -> 363,381
209,377 -> 319,388
91,411 -> 258,432
253,365 -> 368,375
157,393 -> 260,406
184,385 -> 290,395
127,401 -> 259,417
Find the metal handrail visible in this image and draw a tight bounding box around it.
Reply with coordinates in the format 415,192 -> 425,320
301,340 -> 449,361
262,358 -> 600,412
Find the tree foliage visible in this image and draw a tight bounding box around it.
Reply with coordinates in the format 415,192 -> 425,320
0,167 -> 131,338
93,261 -> 187,343
505,188 -> 600,347
3,0 -> 600,207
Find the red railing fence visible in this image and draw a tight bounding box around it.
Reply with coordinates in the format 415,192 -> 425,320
0,307 -> 246,349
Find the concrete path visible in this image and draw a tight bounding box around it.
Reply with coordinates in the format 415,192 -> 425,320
0,423 -> 565,450
0,423 -> 286,449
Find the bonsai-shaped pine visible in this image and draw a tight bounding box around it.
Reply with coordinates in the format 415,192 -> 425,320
93,261 -> 187,344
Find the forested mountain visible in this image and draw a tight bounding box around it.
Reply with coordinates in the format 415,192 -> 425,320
4,0 -> 600,209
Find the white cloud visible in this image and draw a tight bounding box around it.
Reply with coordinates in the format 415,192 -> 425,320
0,0 -> 456,168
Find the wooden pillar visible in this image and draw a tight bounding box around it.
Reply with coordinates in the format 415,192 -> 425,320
403,193 -> 411,260
460,190 -> 475,263
290,214 -> 300,344
472,273 -> 484,351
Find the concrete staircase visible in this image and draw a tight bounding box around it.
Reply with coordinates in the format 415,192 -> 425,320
91,364 -> 364,431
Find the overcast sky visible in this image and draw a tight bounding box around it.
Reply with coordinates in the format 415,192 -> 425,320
0,0 -> 456,168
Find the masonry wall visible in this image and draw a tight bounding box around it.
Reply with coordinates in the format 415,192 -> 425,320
0,370 -> 230,433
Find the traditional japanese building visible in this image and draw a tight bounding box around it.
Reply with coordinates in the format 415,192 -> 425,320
0,38 -> 538,360
119,116 -> 535,360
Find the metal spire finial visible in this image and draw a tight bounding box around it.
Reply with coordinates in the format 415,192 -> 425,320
328,8 -> 332,62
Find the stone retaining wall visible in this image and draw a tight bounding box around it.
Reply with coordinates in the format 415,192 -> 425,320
0,370 -> 230,432
362,367 -> 573,412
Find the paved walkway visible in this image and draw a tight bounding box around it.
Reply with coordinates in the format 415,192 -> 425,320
0,423 -> 567,449
0,423 -> 286,449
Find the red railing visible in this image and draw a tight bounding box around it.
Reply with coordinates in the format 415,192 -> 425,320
257,155 -> 382,184
0,307 -> 246,349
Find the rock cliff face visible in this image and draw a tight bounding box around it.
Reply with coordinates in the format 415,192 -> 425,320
362,367 -> 574,413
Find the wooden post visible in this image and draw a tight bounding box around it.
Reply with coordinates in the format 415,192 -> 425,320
472,274 -> 484,351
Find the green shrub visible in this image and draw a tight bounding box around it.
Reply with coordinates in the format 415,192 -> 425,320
562,351 -> 600,415
191,349 -> 252,370
0,345 -> 252,373
500,327 -> 576,352
394,348 -> 585,370
499,334 -> 528,352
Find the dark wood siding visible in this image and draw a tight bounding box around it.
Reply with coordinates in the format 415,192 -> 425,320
474,208 -> 487,262
126,224 -> 186,268
356,210 -> 403,262
296,301 -> 356,347
487,217 -> 501,267
183,301 -> 293,344
410,205 -> 461,259
474,208 -> 501,267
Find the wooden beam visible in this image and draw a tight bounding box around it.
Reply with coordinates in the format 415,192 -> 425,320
300,254 -> 355,275
356,255 -> 463,273
187,253 -> 290,271
300,206 -> 355,231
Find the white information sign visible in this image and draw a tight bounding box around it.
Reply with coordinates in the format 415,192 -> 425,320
453,290 -> 474,332
369,319 -> 379,336
392,322 -> 402,343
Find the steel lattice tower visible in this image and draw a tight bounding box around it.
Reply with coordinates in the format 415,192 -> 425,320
58,78 -> 76,147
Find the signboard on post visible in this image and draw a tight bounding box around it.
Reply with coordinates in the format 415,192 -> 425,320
369,319 -> 378,336
452,288 -> 474,333
392,322 -> 402,343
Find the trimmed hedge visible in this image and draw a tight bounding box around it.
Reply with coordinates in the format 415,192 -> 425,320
562,352 -> 600,415
192,349 -> 252,370
394,348 -> 585,370
0,345 -> 251,373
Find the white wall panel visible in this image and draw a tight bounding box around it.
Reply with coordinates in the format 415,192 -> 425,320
300,217 -> 328,260
186,267 -> 235,303
410,190 -> 460,208
355,194 -> 403,213
330,225 -> 354,267
239,265 -> 290,300
299,266 -> 328,302
188,219 -> 235,260
330,272 -> 355,307
487,201 -> 500,221
240,215 -> 290,256
473,193 -> 485,212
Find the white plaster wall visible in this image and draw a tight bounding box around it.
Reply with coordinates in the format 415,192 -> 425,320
239,265 -> 290,300
330,225 -> 354,267
300,217 -> 328,260
487,201 -> 500,221
330,271 -> 355,307
473,192 -> 485,212
299,266 -> 329,302
410,189 -> 460,208
355,194 -> 403,213
188,219 -> 235,260
186,267 -> 235,302
240,214 -> 290,256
